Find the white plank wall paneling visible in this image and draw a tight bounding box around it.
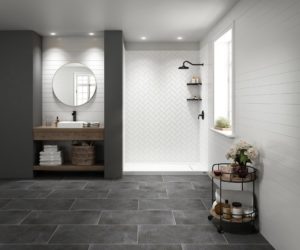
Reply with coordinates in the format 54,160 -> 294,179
42,37 -> 104,124
200,0 -> 300,249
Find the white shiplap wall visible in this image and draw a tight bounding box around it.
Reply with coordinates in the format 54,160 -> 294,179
42,36 -> 104,123
125,50 -> 201,163
200,0 -> 300,249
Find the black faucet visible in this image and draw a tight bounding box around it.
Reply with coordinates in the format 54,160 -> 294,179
72,111 -> 77,121
198,111 -> 205,120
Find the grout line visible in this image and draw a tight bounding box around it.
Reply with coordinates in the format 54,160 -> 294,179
17,210 -> 33,225
81,181 -> 89,190
96,211 -> 103,225
171,210 -> 177,225
222,233 -> 229,245
46,225 -> 60,244
68,199 -> 77,210
137,224 -> 139,244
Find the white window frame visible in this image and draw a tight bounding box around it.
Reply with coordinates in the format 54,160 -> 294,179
74,73 -> 95,106
211,23 -> 235,138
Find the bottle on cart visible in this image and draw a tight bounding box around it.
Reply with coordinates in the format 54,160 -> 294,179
222,200 -> 231,219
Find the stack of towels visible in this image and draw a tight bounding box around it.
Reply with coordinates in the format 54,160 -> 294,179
39,145 -> 62,166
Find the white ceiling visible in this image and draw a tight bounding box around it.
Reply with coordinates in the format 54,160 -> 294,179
0,0 -> 239,42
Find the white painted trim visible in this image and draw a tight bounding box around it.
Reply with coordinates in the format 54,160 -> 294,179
210,127 -> 235,139
212,22 -> 236,136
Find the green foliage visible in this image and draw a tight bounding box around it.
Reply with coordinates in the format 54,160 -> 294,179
215,117 -> 231,128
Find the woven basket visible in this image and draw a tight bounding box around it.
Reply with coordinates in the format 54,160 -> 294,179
71,145 -> 95,166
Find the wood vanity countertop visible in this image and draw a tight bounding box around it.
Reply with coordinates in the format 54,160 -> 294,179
33,126 -> 104,141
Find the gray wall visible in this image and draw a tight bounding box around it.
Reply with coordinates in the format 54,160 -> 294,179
104,30 -> 123,179
0,31 -> 42,178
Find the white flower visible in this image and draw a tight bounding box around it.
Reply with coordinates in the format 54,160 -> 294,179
225,139 -> 258,164
246,147 -> 258,161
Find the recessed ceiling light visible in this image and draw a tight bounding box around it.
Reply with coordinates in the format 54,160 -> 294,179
177,36 -> 183,40
50,32 -> 56,36
89,32 -> 95,36
141,36 -> 147,40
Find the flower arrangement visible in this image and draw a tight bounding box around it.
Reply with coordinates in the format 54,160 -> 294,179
226,140 -> 258,167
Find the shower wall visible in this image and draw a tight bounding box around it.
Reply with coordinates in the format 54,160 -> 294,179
124,50 -> 201,163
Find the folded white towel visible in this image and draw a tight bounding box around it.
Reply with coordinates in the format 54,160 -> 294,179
40,151 -> 61,156
40,162 -> 62,166
40,157 -> 61,161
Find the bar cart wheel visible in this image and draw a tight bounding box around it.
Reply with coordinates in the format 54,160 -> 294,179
217,226 -> 224,233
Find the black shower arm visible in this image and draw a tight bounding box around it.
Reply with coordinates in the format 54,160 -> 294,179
183,60 -> 204,67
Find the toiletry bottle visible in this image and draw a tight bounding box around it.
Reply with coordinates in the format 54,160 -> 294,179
55,116 -> 60,127
222,200 -> 231,219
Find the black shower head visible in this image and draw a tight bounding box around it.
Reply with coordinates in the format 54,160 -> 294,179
178,60 -> 204,69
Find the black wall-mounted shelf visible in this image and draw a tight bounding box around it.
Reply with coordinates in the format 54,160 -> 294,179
187,82 -> 202,86
187,98 -> 202,101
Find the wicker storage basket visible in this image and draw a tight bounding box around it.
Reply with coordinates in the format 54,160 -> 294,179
71,145 -> 95,166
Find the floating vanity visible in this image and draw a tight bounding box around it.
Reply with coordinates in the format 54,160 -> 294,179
33,126 -> 104,172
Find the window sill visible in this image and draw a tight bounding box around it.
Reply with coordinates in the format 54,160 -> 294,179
210,128 -> 235,139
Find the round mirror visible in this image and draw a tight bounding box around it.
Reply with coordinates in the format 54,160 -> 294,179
52,63 -> 97,106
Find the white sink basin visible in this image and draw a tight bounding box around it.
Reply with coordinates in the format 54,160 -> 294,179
57,121 -> 86,128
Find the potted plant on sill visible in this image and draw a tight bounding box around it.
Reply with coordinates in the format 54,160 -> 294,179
225,140 -> 258,178
215,117 -> 231,131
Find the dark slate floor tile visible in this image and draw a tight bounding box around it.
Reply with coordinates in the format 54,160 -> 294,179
173,210 -> 210,225
138,182 -> 166,192
163,175 -> 209,183
90,244 -> 182,250
139,199 -> 206,210
0,225 -> 56,243
29,181 -> 88,190
138,225 -> 226,244
50,225 -> 137,244
108,190 -> 167,199
22,210 -> 101,225
0,210 -> 30,224
99,210 -> 175,225
71,199 -> 138,210
165,182 -> 195,191
182,245 -> 274,250
2,199 -> 74,210
46,190 -> 108,199
0,245 -> 89,250
0,199 -> 10,208
0,190 -> 50,199
85,181 -> 139,190
167,189 -> 210,199
191,181 -> 211,190
0,181 -> 34,189
224,232 -> 270,244
120,175 -> 163,182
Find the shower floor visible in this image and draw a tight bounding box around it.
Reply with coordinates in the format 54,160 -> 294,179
124,162 -> 208,174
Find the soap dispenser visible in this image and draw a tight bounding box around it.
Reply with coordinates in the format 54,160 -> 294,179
55,116 -> 60,127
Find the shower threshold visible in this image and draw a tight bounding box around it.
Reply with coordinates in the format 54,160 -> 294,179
123,162 -> 207,175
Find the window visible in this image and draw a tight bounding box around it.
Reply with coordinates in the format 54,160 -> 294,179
74,73 -> 96,106
213,28 -> 233,134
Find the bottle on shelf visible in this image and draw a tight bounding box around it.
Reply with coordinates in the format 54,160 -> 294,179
222,200 -> 231,219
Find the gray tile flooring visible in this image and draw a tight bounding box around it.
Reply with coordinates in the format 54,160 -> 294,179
0,174 -> 274,249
